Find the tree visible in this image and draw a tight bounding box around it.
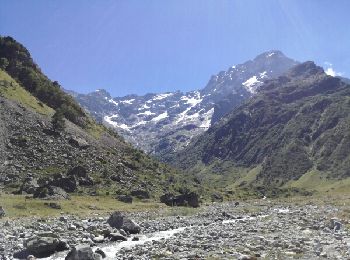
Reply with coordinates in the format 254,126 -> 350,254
52,109 -> 65,131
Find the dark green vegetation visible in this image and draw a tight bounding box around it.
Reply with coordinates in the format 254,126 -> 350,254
172,62 -> 350,197
0,36 -> 87,127
0,37 -> 194,203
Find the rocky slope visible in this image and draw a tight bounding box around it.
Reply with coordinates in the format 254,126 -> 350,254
172,61 -> 350,193
69,51 -> 298,159
0,38 -> 189,198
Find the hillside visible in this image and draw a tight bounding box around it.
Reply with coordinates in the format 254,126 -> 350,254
172,62 -> 350,196
0,49 -> 190,199
67,51 -> 298,159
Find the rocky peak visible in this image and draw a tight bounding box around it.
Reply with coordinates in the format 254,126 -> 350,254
287,61 -> 324,79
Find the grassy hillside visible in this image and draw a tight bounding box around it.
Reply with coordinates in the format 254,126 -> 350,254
0,43 -> 194,202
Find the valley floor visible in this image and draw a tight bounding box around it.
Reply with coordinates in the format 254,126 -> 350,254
1,195 -> 350,259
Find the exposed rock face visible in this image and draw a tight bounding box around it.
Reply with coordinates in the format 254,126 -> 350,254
67,51 -> 298,159
107,211 -> 141,234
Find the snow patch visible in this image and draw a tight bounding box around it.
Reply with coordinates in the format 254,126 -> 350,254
151,112 -> 168,122
153,93 -> 173,101
242,76 -> 262,93
120,99 -> 135,104
108,99 -> 119,107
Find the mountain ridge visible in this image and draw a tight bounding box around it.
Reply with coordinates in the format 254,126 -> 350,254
68,50 -> 298,159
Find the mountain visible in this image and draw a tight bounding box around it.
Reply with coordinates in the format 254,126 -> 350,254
171,61 -> 350,196
0,36 -> 189,197
69,51 -> 298,159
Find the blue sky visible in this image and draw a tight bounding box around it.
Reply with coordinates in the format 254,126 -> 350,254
1,0 -> 349,96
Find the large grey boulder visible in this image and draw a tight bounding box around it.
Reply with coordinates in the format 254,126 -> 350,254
160,192 -> 200,208
130,189 -> 150,199
24,233 -> 68,257
20,177 -> 39,194
65,245 -> 101,260
50,174 -> 77,192
116,194 -> 133,203
107,211 -> 140,234
33,186 -> 70,200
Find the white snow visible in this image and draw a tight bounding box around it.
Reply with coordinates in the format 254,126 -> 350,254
151,112 -> 168,122
108,99 -> 119,107
104,115 -> 131,131
180,91 -> 202,106
199,108 -> 214,128
267,52 -> 275,57
137,111 -> 155,116
152,93 -> 173,101
120,99 -> 135,104
259,71 -> 267,78
242,76 -> 262,93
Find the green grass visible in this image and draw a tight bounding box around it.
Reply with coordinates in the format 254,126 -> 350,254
0,194 -> 164,219
0,69 -> 53,115
285,169 -> 350,194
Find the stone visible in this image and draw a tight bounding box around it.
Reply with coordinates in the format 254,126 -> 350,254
65,245 -> 101,260
329,218 -> 342,231
20,178 -> 39,194
33,186 -> 70,200
68,137 -> 90,149
107,211 -> 141,234
211,192 -> 223,202
68,166 -> 88,178
116,194 -> 133,203
108,232 -> 127,241
95,248 -> 106,258
0,206 -> 5,217
160,192 -> 200,207
130,189 -> 150,199
50,174 -> 77,193
24,234 -> 66,258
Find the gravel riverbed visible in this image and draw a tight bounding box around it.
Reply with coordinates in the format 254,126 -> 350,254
1,200 -> 349,259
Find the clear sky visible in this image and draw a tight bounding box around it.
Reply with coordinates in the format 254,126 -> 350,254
1,0 -> 349,97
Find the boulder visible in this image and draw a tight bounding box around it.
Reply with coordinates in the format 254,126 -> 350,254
68,137 -> 90,149
211,192 -> 223,202
20,177 -> 39,194
116,195 -> 133,203
68,166 -> 88,178
65,245 -> 101,260
24,234 -> 67,258
108,232 -> 127,241
107,211 -> 141,234
33,186 -> 70,200
130,189 -> 150,199
160,192 -> 200,208
329,218 -> 342,231
50,175 -> 77,193
78,176 -> 94,186
0,206 -> 5,217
